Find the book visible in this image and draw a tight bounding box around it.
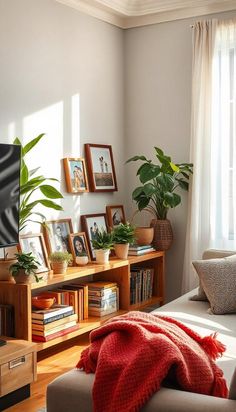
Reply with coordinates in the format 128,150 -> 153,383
32,313 -> 78,331
128,247 -> 155,256
87,286 -> 118,297
31,305 -> 74,320
85,281 -> 118,290
32,309 -> 74,325
60,288 -> 79,317
32,320 -> 77,337
88,305 -> 118,317
129,244 -> 153,251
70,283 -> 89,319
32,324 -> 79,342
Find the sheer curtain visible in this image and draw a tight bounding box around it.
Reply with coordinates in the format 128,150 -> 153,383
182,19 -> 236,292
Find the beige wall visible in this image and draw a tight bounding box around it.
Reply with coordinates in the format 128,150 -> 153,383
124,10 -> 236,302
0,0 -> 125,232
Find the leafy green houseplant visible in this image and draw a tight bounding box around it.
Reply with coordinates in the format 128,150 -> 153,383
49,251 -> 72,275
9,252 -> 41,283
126,147 -> 193,250
14,134 -> 63,231
112,223 -> 136,259
91,229 -> 113,264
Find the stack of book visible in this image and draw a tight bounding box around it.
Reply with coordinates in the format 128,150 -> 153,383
32,304 -> 78,342
0,304 -> 14,337
130,268 -> 154,305
128,244 -> 155,256
85,281 -> 119,317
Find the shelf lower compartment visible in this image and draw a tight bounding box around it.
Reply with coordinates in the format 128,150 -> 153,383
34,310 -> 126,351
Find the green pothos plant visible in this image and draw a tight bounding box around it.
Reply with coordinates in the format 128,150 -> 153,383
126,147 -> 193,220
14,134 -> 63,231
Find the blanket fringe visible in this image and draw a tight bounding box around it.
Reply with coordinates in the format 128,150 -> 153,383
200,333 -> 226,360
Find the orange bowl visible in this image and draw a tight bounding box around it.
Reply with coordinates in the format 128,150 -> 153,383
32,296 -> 55,310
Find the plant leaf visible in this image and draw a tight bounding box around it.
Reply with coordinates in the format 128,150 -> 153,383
139,163 -> 160,184
126,155 -> 150,163
39,185 -> 63,199
132,186 -> 145,200
23,133 -> 45,155
20,160 -> 29,186
170,162 -> 180,173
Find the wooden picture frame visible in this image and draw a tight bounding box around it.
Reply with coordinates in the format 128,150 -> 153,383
81,213 -> 108,259
43,218 -> 73,255
106,205 -> 126,229
69,232 -> 91,264
63,157 -> 89,193
19,233 -> 50,273
84,144 -> 118,192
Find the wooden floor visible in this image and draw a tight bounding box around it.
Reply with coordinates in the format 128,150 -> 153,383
5,333 -> 90,412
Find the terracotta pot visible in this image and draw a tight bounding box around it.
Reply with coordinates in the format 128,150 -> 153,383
114,243 -> 129,260
0,259 -> 16,282
51,261 -> 68,275
76,256 -> 89,266
14,269 -> 33,284
150,218 -> 173,251
94,249 -> 110,264
135,227 -> 154,246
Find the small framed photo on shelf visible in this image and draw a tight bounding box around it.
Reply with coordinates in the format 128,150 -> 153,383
106,205 -> 126,229
19,233 -> 50,273
43,218 -> 73,254
69,232 -> 91,262
81,213 -> 108,259
63,157 -> 89,193
84,144 -> 117,192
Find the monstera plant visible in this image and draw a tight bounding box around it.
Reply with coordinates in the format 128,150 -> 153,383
14,134 -> 63,231
126,147 -> 193,250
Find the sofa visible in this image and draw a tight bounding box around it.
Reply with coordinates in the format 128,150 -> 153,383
47,250 -> 236,411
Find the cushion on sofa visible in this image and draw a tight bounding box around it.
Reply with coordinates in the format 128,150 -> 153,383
190,250 -> 236,302
192,254 -> 236,314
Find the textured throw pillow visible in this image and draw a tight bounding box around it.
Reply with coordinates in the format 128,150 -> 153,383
192,254 -> 236,314
190,250 -> 236,301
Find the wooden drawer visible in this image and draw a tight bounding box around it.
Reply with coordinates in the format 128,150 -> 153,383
0,352 -> 35,396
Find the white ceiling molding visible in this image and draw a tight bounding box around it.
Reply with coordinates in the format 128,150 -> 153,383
55,0 -> 236,28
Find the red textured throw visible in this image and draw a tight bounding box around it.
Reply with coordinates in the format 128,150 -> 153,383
77,311 -> 228,412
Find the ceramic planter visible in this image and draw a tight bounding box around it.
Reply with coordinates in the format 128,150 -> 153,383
76,256 -> 89,266
135,227 -> 154,246
94,249 -> 110,264
51,261 -> 68,275
114,243 -> 129,259
14,269 -> 34,284
0,259 -> 16,282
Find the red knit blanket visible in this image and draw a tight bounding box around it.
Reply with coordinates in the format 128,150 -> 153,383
77,311 -> 228,412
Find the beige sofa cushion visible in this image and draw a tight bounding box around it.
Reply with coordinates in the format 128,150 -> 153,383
192,255 -> 236,314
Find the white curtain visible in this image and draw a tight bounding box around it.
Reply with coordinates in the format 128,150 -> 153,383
182,19 -> 236,292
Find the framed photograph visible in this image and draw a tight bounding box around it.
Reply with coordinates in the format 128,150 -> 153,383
81,213 -> 108,259
85,144 -> 118,192
19,233 -> 50,273
63,157 -> 89,193
69,232 -> 91,263
106,205 -> 126,229
43,218 -> 73,254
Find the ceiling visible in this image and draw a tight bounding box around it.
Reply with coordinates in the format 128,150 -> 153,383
55,0 -> 236,27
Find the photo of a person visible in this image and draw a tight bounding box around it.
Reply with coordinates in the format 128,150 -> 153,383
19,233 -> 50,273
45,219 -> 73,254
73,235 -> 87,256
85,144 -> 117,191
81,214 -> 108,259
112,211 -> 121,226
106,205 -> 126,228
63,158 -> 88,193
69,232 -> 91,261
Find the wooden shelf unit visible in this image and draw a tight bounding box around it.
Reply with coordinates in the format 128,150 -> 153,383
0,251 -> 165,352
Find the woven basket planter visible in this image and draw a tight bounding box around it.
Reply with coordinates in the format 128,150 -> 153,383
150,219 -> 173,251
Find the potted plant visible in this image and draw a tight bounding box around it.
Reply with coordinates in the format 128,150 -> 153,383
126,147 -> 193,250
49,251 -> 72,275
9,252 -> 41,284
112,223 -> 136,259
91,229 -> 113,264
76,251 -> 89,266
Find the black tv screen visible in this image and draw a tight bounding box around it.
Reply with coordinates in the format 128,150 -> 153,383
0,144 -> 21,248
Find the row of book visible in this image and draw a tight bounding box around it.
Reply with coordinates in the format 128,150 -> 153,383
130,268 -> 154,305
31,280 -> 120,342
88,281 -> 119,317
0,304 -> 14,337
128,244 -> 155,256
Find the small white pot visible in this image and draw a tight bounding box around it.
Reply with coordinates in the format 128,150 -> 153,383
76,256 -> 89,266
114,243 -> 129,260
94,249 -> 110,264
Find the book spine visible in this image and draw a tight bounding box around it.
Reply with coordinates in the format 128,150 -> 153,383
32,309 -> 74,324
32,324 -> 79,342
32,320 -> 77,337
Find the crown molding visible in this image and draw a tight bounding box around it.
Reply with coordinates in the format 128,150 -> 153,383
55,0 -> 236,28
